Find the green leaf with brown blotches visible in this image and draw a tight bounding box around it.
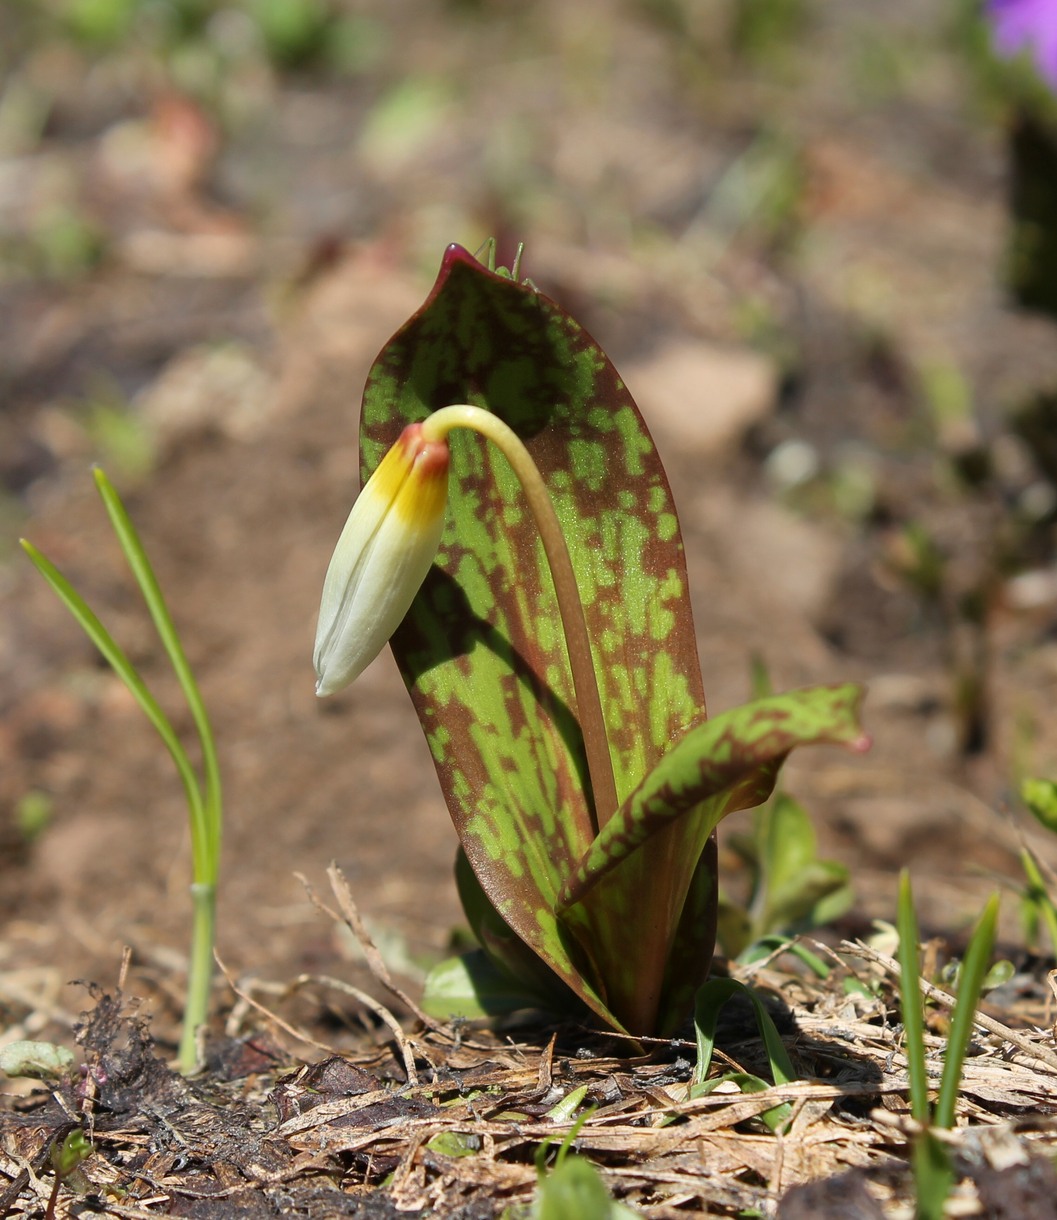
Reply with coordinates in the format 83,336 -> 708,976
361,245 -> 709,1030
556,684 -> 867,1032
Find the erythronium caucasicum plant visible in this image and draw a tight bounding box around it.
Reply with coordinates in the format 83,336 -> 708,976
315,243 -> 869,1037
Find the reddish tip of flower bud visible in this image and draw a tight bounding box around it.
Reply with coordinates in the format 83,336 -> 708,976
398,422 -> 450,479
313,423 -> 452,696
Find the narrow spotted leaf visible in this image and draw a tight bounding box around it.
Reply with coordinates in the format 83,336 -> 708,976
560,685 -> 867,910
555,684 -> 867,1032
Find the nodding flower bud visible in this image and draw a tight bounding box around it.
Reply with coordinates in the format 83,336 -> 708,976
313,424 -> 449,696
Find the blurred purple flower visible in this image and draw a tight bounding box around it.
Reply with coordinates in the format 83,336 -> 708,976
988,0 -> 1057,92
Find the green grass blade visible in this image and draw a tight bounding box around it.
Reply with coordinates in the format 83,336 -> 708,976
912,1129 -> 955,1220
933,893 -> 999,1130
19,537 -> 207,874
897,870 -> 931,1125
692,977 -> 797,1089
92,468 -> 222,882
738,935 -> 831,979
691,1071 -> 793,1133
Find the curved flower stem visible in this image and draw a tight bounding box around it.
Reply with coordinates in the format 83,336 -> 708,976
422,405 -> 617,838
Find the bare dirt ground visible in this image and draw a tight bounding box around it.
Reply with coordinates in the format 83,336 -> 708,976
4,1 -> 1057,1215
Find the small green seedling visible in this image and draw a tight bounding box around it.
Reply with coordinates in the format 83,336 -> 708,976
21,468 -> 221,1073
897,870 -> 999,1220
45,1127 -> 92,1220
720,790 -> 853,961
507,1109 -> 639,1220
690,977 -> 798,1133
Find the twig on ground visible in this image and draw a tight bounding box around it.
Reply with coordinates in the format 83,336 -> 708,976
299,864 -> 448,1035
213,952 -> 342,1058
841,939 -> 1057,1074
290,973 -> 419,1087
326,864 -> 445,1031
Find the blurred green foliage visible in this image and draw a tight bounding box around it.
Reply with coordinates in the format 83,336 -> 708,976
1017,777 -> 1057,956
719,790 -> 853,960
730,0 -> 808,62
79,389 -> 157,483
718,658 -> 853,960
8,0 -> 384,80
15,789 -> 54,842
1022,777 -> 1057,833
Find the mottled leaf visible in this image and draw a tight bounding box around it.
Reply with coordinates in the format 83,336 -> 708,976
555,685 -> 866,1032
559,685 -> 866,910
360,245 -> 707,1026
453,847 -> 581,1013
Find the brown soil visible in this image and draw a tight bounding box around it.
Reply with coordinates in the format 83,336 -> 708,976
4,1 -> 1057,1215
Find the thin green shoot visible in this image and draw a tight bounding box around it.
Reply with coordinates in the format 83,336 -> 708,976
526,1107 -> 638,1219
911,1130 -> 954,1220
897,870 -> 1000,1219
896,871 -> 930,1126
46,1128 -> 92,1220
534,1106 -> 594,1176
20,468 -> 221,1073
1019,845 -> 1057,956
933,893 -> 999,1129
92,467 -> 222,874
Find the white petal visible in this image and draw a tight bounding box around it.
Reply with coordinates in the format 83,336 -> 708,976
314,427 -> 448,695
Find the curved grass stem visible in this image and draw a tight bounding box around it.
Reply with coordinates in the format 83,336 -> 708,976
94,468 -> 222,885
22,470 -> 222,1075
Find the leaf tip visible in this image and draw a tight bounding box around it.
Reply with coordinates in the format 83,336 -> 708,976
18,537 -> 43,565
440,242 -> 478,275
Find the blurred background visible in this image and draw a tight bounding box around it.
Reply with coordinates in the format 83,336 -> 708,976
3,0 -> 1057,1048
